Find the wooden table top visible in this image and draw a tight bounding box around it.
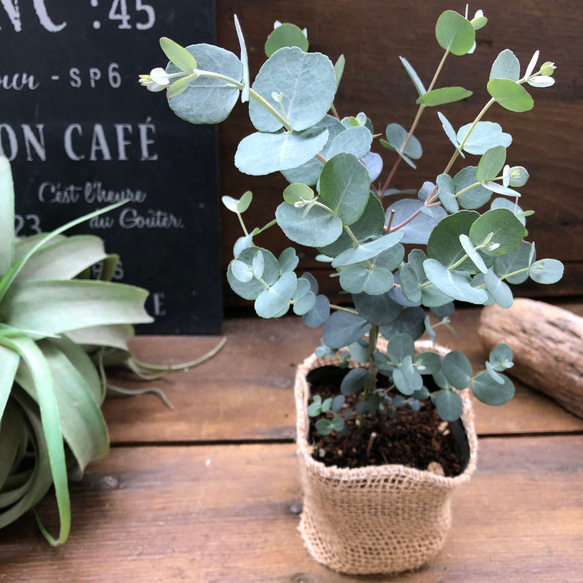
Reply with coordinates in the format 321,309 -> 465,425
1,305 -> 582,582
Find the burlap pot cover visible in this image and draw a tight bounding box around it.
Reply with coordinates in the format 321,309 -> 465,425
295,341 -> 478,575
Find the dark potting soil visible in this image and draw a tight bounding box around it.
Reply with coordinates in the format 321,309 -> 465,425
307,366 -> 465,477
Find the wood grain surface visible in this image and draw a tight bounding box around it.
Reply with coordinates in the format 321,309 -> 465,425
102,306 -> 583,444
207,0 -> 583,303
1,437 -> 581,582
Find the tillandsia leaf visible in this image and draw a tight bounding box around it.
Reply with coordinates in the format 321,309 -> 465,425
472,371 -> 515,405
235,127 -> 329,176
469,208 -> 527,257
0,335 -> 70,545
381,123 -> 422,168
167,44 -> 243,125
12,236 -> 108,284
16,338 -> 109,475
275,201 -> 343,248
319,152 -> 371,225
233,15 -> 250,102
385,199 -> 447,245
249,47 -> 336,133
399,56 -> 427,96
0,201 -> 129,304
264,23 -> 309,57
456,122 -> 512,155
489,49 -> 520,82
487,78 -> 534,113
340,368 -> 370,395
0,390 -> 54,530
0,157 -> 15,274
67,325 -> 135,356
0,280 -> 153,338
529,258 -> 564,284
442,350 -> 472,389
435,10 -> 476,56
434,389 -> 463,422
477,146 -> 507,183
416,86 -> 472,107
322,311 -> 371,349
0,344 -> 19,421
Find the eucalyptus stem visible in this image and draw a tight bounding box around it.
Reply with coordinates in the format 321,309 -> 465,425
329,304 -> 360,315
359,325 -> 379,429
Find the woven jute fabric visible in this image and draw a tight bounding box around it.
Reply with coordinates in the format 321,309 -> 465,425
295,341 -> 478,575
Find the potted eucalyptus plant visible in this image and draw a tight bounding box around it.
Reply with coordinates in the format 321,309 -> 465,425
0,157 -> 225,546
140,8 -> 563,574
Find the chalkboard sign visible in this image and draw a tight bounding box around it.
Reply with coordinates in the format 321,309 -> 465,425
0,1 -> 222,334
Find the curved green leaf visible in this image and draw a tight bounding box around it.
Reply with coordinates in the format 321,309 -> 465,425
13,236 -> 107,284
472,372 -> 515,405
319,152 -> 371,225
423,258 -> 488,304
265,23 -> 309,57
249,47 -> 336,132
435,10 -> 476,56
0,280 -> 153,337
416,86 -> 472,107
275,201 -> 343,247
167,44 -> 242,124
487,78 -> 534,113
469,208 -> 527,257
235,127 -> 329,176
490,49 -> 520,82
0,157 -> 15,274
434,389 -> 463,421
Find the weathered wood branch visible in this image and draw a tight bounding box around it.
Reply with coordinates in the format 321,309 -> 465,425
478,299 -> 583,419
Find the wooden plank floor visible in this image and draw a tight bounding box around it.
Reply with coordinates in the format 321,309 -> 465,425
1,305 -> 582,581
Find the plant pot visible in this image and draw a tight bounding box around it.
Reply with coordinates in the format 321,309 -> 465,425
294,341 -> 478,575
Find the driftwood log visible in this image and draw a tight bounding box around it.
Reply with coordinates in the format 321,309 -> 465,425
478,299 -> 583,419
